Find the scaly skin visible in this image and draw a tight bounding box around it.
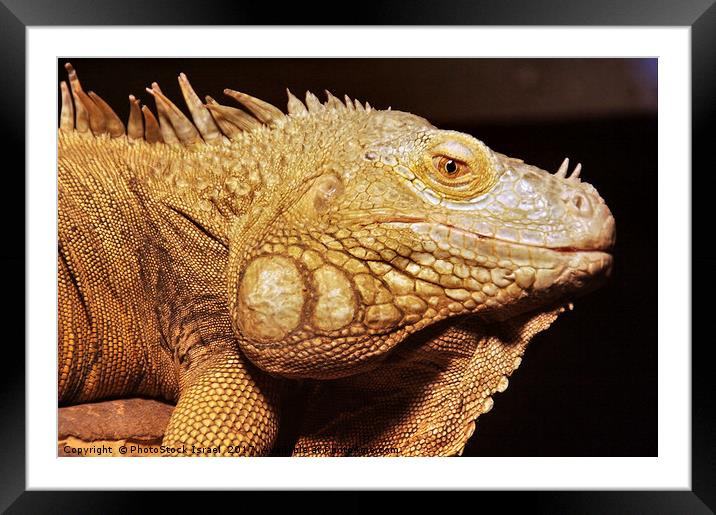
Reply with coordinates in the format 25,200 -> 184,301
57,65 -> 615,456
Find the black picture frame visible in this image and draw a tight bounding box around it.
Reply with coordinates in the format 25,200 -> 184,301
4,1 -> 711,512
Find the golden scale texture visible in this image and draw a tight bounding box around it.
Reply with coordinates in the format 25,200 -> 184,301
293,308 -> 562,456
162,351 -> 280,456
57,67 -> 614,456
58,131 -> 285,455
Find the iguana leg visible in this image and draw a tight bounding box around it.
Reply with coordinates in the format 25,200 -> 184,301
162,346 -> 282,456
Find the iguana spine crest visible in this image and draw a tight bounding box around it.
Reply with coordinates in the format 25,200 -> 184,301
60,62 -> 371,147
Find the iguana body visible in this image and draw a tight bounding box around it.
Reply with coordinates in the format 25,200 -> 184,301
57,64 -> 615,456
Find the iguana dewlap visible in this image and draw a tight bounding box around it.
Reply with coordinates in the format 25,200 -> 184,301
57,63 -> 615,456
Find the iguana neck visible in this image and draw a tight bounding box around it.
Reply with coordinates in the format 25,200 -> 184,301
142,124 -> 308,245
142,110 -> 366,245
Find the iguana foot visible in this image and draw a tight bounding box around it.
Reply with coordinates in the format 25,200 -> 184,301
162,348 -> 282,456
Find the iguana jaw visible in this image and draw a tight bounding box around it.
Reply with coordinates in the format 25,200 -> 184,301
364,216 -> 613,323
402,219 -> 615,254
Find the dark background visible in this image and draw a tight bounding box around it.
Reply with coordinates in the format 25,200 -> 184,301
57,58 -> 657,457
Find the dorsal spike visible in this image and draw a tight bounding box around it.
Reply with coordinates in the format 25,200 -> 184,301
305,91 -> 322,112
286,89 -> 307,116
65,63 -> 106,135
205,96 -> 243,138
223,89 -> 284,124
146,83 -> 201,145
59,81 -> 74,131
365,101 -> 372,112
205,101 -> 261,132
344,94 -> 354,111
177,72 -> 222,144
64,63 -> 89,132
146,83 -> 180,145
205,102 -> 260,133
353,98 -> 364,111
555,157 -> 569,179
211,118 -> 241,138
324,90 -> 342,110
88,91 -> 125,138
141,105 -> 162,143
77,89 -> 106,135
127,95 -> 143,140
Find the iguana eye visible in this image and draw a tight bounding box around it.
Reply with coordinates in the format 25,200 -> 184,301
418,139 -> 497,200
432,156 -> 472,184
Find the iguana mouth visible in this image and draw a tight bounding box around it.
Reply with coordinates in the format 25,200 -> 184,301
340,211 -> 615,256
414,220 -> 614,255
368,217 -> 615,257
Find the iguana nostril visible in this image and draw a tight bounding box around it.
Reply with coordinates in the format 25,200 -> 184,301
570,192 -> 593,217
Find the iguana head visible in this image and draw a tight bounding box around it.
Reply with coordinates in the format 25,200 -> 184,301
227,100 -> 615,379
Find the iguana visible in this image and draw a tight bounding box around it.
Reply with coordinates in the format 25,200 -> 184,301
57,63 -> 615,457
